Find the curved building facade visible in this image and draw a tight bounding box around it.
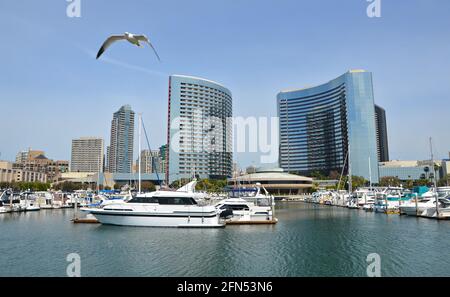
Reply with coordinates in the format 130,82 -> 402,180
277,70 -> 380,183
227,168 -> 313,196
166,75 -> 232,184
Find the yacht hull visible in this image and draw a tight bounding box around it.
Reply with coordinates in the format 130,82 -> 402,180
225,211 -> 274,222
89,210 -> 224,228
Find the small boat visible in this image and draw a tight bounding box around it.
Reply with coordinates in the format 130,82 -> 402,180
20,191 -> 41,211
0,201 -> 9,213
354,189 -> 376,209
399,196 -> 450,217
373,187 -> 411,214
35,191 -> 55,209
215,183 -> 277,223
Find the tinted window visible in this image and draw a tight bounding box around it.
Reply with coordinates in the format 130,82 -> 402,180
226,204 -> 250,211
158,197 -> 197,205
128,197 -> 158,204
129,196 -> 197,205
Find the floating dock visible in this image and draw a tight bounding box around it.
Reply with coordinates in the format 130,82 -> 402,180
71,216 -> 100,224
226,219 -> 278,225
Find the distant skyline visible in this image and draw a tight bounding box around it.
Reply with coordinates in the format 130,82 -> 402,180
1,0 -> 450,167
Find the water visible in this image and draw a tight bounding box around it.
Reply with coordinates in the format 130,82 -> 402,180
1,202 -> 450,277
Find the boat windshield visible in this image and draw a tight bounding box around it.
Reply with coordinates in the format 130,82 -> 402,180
228,188 -> 257,198
219,204 -> 250,211
129,196 -> 198,205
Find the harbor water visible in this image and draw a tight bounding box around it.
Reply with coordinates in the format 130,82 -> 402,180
1,202 -> 450,277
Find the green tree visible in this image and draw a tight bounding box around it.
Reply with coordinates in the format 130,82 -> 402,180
141,181 -> 156,192
310,170 -> 327,180
195,178 -> 227,193
414,179 -> 429,187
379,176 -> 401,187
351,176 -> 368,189
438,174 -> 450,187
404,180 -> 414,189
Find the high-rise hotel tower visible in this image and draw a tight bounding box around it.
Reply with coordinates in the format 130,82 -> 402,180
166,75 -> 232,184
277,70 -> 385,183
71,137 -> 104,172
107,105 -> 135,173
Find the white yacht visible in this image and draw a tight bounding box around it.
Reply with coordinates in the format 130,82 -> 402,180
35,191 -> 55,209
399,197 -> 450,216
215,183 -> 276,223
84,189 -> 227,228
20,192 -> 40,211
0,190 -> 9,213
0,201 -> 9,213
354,189 -> 376,208
20,200 -> 40,211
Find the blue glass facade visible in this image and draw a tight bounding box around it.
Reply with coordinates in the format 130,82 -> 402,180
277,70 -> 379,183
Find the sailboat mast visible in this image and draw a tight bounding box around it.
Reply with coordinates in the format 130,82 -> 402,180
138,113 -> 142,194
348,145 -> 352,194
97,154 -> 100,193
430,137 -> 439,217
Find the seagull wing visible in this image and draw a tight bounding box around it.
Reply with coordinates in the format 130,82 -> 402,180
135,35 -> 161,62
96,35 -> 126,59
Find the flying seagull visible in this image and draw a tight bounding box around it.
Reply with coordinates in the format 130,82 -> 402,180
96,32 -> 161,61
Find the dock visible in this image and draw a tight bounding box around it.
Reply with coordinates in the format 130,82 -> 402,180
226,219 -> 278,225
71,214 -> 100,224
72,217 -> 100,224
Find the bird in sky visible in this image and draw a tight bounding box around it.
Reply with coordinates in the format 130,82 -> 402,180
96,32 -> 161,61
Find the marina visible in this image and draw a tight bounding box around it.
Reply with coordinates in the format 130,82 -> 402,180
304,186 -> 450,220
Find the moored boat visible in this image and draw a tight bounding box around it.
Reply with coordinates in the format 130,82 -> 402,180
83,180 -> 227,228
215,183 -> 277,223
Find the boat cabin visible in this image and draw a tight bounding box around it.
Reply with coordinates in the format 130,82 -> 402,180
128,196 -> 198,205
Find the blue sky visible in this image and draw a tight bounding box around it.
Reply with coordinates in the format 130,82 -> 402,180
0,0 -> 449,167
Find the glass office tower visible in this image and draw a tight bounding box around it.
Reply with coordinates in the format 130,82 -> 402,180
375,104 -> 389,162
277,70 -> 379,183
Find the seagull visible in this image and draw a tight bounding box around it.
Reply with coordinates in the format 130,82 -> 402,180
96,32 -> 161,61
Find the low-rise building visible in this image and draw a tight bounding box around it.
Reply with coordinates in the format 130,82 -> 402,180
0,161 -> 47,183
379,160 -> 444,181
227,168 -> 313,196
13,149 -> 69,183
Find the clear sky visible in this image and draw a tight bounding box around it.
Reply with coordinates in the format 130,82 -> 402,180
1,0 -> 449,168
